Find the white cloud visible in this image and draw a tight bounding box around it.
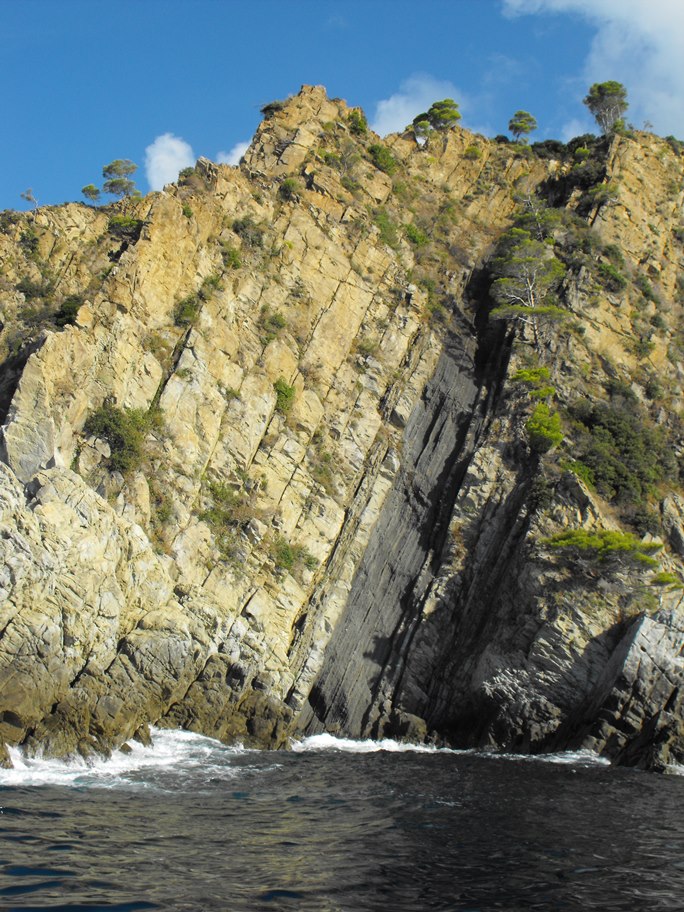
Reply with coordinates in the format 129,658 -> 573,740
502,0 -> 684,135
325,14 -> 348,30
145,133 -> 195,190
560,117 -> 592,141
371,74 -> 465,136
216,141 -> 250,166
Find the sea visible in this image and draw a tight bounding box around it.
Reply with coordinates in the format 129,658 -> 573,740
0,729 -> 683,912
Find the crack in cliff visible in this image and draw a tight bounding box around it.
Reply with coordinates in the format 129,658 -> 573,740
296,292 -> 515,737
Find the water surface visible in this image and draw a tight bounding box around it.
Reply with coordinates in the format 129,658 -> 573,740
1,730 -> 683,911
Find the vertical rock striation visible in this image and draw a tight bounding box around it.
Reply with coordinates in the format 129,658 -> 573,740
0,86 -> 682,769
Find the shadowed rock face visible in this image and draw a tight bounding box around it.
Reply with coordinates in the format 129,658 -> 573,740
0,85 -> 682,770
299,318 -> 491,738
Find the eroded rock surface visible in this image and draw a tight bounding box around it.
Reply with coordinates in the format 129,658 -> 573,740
0,86 -> 682,770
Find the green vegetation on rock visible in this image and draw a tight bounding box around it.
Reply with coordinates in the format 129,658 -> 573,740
583,81 -> 628,135
404,222 -> 429,246
567,399 -> 675,510
598,262 -> 628,293
542,528 -> 660,567
368,144 -> 398,175
412,99 -> 461,139
108,215 -> 143,241
489,228 -> 566,326
270,534 -> 318,575
508,110 -> 537,142
54,295 -> 83,327
347,109 -> 367,135
84,404 -> 162,474
526,403 -> 563,453
232,215 -> 264,248
274,378 -> 295,414
373,208 -> 400,249
174,294 -> 201,327
102,159 -> 138,198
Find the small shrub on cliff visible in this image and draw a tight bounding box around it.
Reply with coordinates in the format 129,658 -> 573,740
542,528 -> 660,567
635,274 -> 660,304
19,229 -> 39,256
174,294 -> 201,327
232,215 -> 264,248
650,570 -> 684,589
347,109 -> 367,135
405,223 -> 429,246
568,399 -> 675,508
561,459 -> 595,487
221,244 -> 242,269
0,211 -> 19,233
597,262 -> 627,293
274,378 -> 295,414
310,449 -> 335,494
530,139 -> 565,159
629,334 -> 656,361
16,276 -> 49,300
368,144 -> 398,176
260,307 -> 287,343
526,403 -> 563,453
512,366 -> 551,386
665,136 -> 684,155
84,404 -> 161,474
373,209 -> 400,249
108,215 -> 143,241
279,178 -> 300,202
270,534 -> 318,575
260,99 -> 286,118
201,481 -> 252,531
54,294 -> 83,327
602,243 -> 625,266
464,145 -> 482,160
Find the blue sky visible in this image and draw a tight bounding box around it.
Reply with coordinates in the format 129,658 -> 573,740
2,0 -> 682,211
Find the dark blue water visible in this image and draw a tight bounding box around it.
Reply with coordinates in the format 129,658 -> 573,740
1,731 -> 683,911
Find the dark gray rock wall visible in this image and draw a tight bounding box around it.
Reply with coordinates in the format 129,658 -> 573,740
298,315 -> 504,738
296,305 -> 684,771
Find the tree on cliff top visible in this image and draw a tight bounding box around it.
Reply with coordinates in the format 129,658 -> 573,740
583,82 -> 628,134
412,98 -> 461,140
508,110 -> 537,142
102,159 -> 138,198
81,184 -> 101,203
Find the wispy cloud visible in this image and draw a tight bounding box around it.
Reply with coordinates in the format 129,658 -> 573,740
502,0 -> 684,134
145,133 -> 195,190
216,141 -> 250,166
325,14 -> 348,30
370,74 -> 465,136
560,117 -> 592,141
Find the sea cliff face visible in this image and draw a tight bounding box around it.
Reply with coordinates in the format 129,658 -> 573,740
0,85 -> 682,770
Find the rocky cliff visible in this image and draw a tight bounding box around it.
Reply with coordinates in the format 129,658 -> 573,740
0,85 -> 682,770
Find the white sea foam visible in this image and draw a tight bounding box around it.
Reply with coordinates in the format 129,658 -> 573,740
291,733 -> 456,754
498,748 -> 611,767
0,727 -> 612,789
0,728 -> 240,789
291,733 -> 611,766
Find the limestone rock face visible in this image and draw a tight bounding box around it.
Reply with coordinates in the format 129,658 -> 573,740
0,86 -> 682,770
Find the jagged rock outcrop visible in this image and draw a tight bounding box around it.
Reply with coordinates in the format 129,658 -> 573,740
0,85 -> 682,769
